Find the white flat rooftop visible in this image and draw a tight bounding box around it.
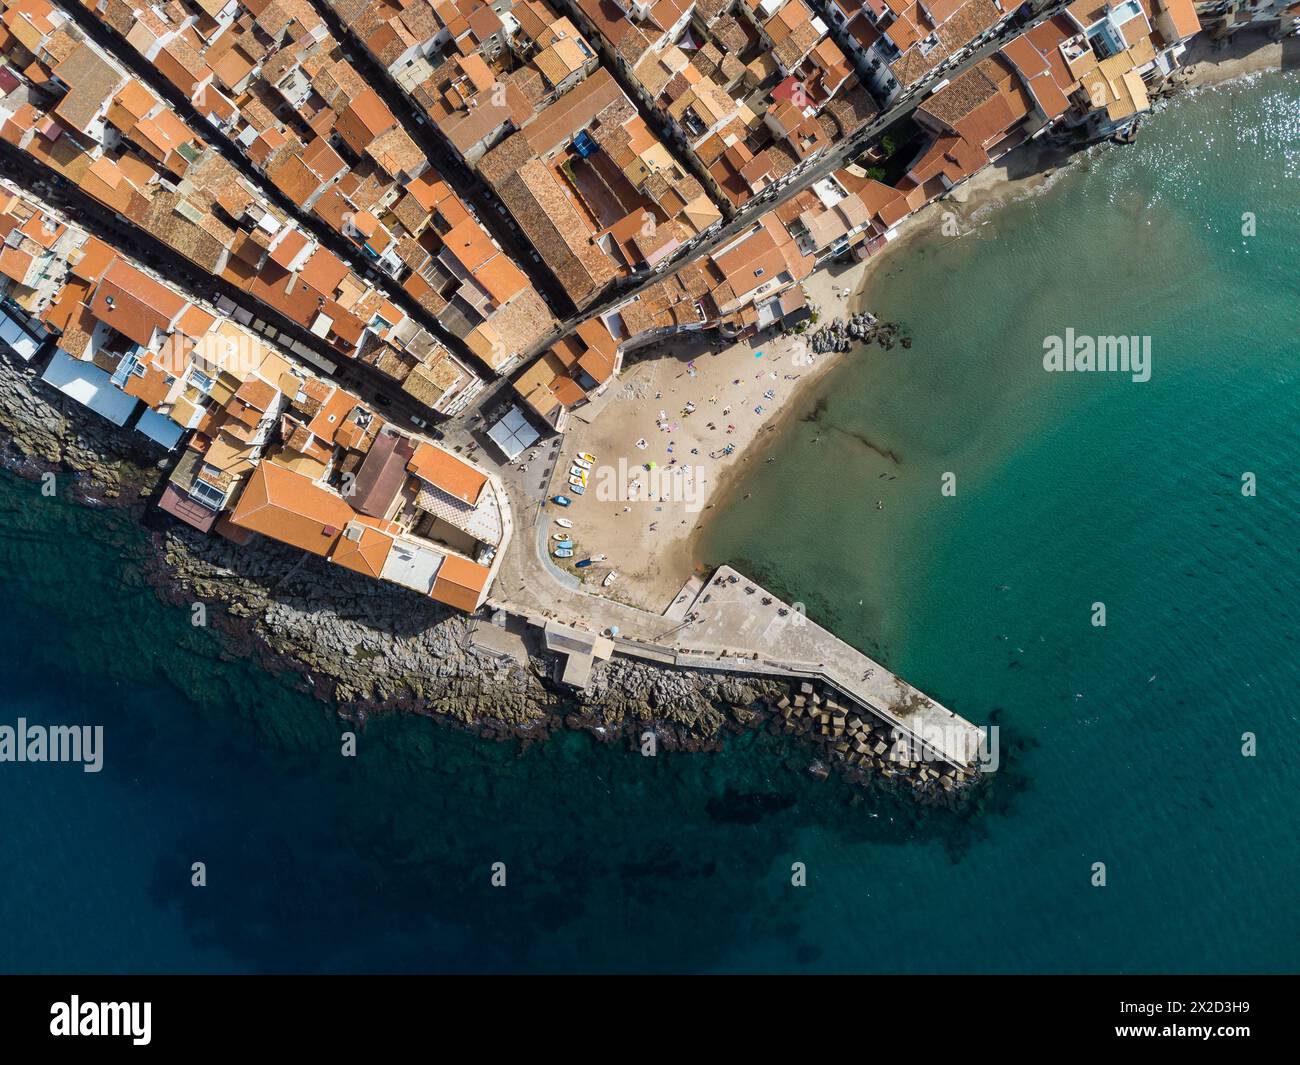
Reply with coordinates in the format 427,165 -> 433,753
42,350 -> 138,426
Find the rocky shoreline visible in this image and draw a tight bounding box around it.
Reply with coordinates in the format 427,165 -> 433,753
1,347 -> 977,805
808,311 -> 912,355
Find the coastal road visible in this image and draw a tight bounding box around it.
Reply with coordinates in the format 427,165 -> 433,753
514,0 -> 1077,362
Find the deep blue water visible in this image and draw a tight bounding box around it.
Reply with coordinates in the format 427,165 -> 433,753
1,75 -> 1297,973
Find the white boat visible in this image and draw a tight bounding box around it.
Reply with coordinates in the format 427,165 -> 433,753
589,554 -> 607,562
572,457 -> 593,471
553,518 -> 573,529
578,452 -> 596,464
553,532 -> 571,540
602,570 -> 618,587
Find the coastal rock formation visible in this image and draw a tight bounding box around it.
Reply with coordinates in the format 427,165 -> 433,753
0,350 -> 162,502
809,313 -> 908,354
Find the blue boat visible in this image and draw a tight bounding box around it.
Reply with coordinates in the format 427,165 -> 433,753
575,559 -> 594,568
552,495 -> 572,507
569,482 -> 585,495
553,540 -> 573,551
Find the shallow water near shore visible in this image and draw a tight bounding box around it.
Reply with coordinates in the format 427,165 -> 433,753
1,74 -> 1298,973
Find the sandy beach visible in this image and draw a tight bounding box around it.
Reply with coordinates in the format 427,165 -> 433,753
1178,28 -> 1291,88
548,287 -> 851,612
537,32 -> 1293,614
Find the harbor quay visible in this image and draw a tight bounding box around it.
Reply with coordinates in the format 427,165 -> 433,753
488,554 -> 985,773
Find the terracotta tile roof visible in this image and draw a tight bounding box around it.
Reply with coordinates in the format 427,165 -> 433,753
522,66 -> 624,158
306,384 -> 360,442
329,516 -> 396,579
406,441 -> 487,504
430,553 -> 491,611
229,460 -> 356,556
52,42 -> 126,132
919,63 -> 1000,128
89,258 -> 188,347
298,247 -> 349,297
337,87 -> 395,152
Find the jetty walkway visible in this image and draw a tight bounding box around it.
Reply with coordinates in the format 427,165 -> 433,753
490,531 -> 984,768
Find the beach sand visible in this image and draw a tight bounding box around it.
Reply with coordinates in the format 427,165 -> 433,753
1178,28 -> 1291,88
548,312 -> 846,612
538,34 -> 1290,614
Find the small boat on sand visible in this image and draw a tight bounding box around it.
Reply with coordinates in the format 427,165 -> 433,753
602,570 -> 618,587
552,495 -> 571,507
554,548 -> 574,559
554,518 -> 573,528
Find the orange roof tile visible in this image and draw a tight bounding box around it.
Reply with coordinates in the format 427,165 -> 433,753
306,385 -> 360,443
229,461 -> 355,556
430,553 -> 492,612
406,441 -> 488,504
328,516 -> 396,579
90,258 -> 188,347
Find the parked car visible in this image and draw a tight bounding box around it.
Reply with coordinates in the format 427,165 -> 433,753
552,495 -> 572,507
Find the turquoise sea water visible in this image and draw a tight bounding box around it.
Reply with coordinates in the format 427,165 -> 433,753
1,75 -> 1296,973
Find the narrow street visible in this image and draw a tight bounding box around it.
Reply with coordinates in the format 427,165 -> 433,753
307,0 -> 577,321
53,0 -> 493,375
515,0 -> 1076,361
0,145 -> 442,428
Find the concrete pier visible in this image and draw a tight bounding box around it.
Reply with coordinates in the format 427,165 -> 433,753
663,567 -> 982,768
492,561 -> 984,770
